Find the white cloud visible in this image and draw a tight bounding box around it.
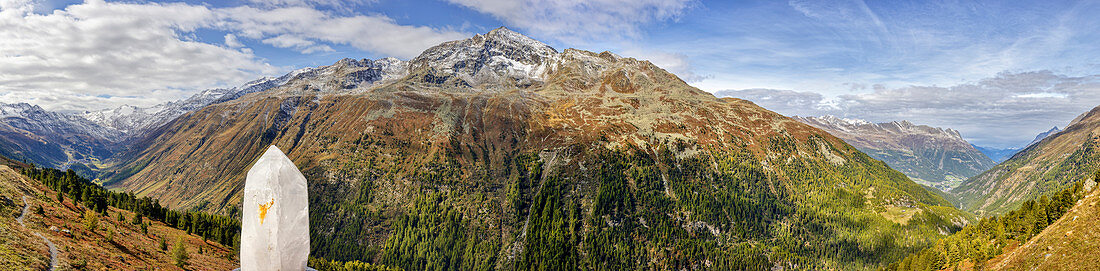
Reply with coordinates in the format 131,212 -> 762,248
215,6 -> 469,59
716,71 -> 1100,148
1014,93 -> 1069,99
261,34 -> 333,53
621,49 -> 708,82
714,88 -> 828,113
0,0 -> 276,111
224,33 -> 243,48
445,0 -> 693,42
0,0 -> 471,112
0,0 -> 33,13
244,0 -> 373,12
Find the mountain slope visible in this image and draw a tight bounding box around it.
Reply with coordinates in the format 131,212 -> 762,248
954,104 -> 1100,216
984,179 -> 1099,270
795,116 -> 994,191
0,58 -> 382,181
886,177 -> 1090,271
972,126 -> 1062,165
104,27 -> 968,269
0,162 -> 235,270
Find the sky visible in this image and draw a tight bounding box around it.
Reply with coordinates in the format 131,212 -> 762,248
1,0 -> 1099,148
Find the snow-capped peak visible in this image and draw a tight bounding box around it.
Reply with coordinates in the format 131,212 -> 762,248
409,27 -> 560,87
2,102 -> 122,142
796,115 -> 965,141
808,115 -> 873,129
0,102 -> 40,118
484,27 -> 557,56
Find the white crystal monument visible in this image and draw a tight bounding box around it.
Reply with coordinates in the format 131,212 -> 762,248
241,145 -> 310,271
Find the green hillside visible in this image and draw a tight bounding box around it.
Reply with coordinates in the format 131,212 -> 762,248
887,178 -> 1090,270
953,105 -> 1100,216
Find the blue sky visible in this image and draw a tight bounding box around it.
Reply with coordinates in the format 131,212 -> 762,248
1,0 -> 1099,148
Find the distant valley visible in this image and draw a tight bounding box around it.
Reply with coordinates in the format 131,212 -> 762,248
972,145 -> 1022,164
954,105 -> 1100,216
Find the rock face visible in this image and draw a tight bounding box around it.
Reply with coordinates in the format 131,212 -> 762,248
795,116 -> 994,191
409,27 -> 556,88
241,145 -> 310,271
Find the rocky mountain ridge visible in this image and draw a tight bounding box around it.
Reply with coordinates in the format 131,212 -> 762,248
1026,126 -> 1062,147
794,115 -> 994,191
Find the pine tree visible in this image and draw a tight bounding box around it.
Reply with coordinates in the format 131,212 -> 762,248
80,189 -> 90,208
131,213 -> 143,225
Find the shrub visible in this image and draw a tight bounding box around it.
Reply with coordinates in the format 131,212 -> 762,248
82,209 -> 98,232
172,236 -> 189,268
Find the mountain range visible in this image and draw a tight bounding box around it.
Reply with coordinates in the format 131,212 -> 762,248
75,27 -> 971,269
80,69 -> 311,136
0,102 -> 120,176
0,61 -> 317,176
4,26 -> 1099,270
794,116 -> 994,191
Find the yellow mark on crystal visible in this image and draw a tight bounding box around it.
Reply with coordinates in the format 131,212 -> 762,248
258,199 -> 275,225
